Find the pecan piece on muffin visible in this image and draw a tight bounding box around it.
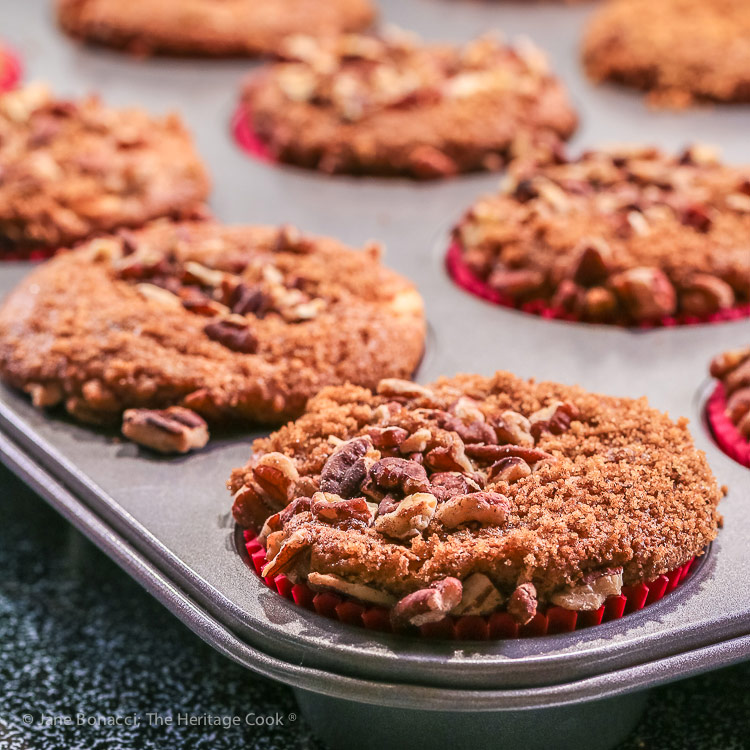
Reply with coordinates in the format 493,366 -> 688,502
450,145 -> 750,326
0,84 -> 210,258
239,29 -> 577,178
230,371 -> 722,632
0,221 -> 425,450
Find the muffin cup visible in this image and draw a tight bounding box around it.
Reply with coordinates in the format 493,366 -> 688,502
446,240 -> 750,329
707,383 -> 750,468
232,103 -> 274,164
0,45 -> 21,92
242,528 -> 698,640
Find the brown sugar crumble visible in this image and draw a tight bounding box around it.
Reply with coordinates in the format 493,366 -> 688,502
230,372 -> 722,628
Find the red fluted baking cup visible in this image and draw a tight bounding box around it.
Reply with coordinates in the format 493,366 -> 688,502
706,383 -> 750,468
0,46 -> 21,92
446,240 -> 750,329
242,529 -> 700,640
231,103 -> 275,163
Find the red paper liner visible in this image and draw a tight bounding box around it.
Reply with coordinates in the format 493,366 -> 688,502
706,382 -> 750,468
231,103 -> 275,163
0,45 -> 21,92
241,528 -> 699,640
446,240 -> 750,329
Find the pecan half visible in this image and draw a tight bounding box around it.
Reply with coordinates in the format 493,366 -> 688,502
368,457 -> 431,496
680,274 -> 735,317
452,573 -> 505,616
204,317 -> 258,354
391,578 -> 463,628
435,491 -> 510,529
121,406 -> 209,454
365,425 -> 409,450
464,444 -> 555,465
373,492 -> 437,540
424,434 -> 474,474
319,436 -> 373,499
550,568 -> 623,611
491,410 -> 534,447
307,572 -> 397,607
488,456 -> 531,484
529,401 -> 579,439
610,267 -> 677,322
261,528 -> 312,578
253,452 -> 300,505
232,483 -> 274,530
311,492 -> 373,528
429,472 -> 481,502
507,582 -> 537,625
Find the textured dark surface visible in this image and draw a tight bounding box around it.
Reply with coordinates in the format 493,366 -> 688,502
1,463 -> 749,750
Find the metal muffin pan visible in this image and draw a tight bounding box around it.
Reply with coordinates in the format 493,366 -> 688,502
3,1 -> 750,748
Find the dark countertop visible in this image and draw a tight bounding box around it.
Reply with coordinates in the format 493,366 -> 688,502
1,463 -> 748,750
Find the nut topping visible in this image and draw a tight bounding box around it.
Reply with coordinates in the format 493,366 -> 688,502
307,572 -> 397,607
377,379 -> 434,400
24,382 -> 64,409
374,492 -> 437,539
391,578 -> 463,628
261,528 -> 313,578
609,267 -> 677,322
121,406 -> 209,454
488,456 -> 531,484
311,492 -> 374,528
491,410 -> 534,447
550,568 -> 623,611
232,483 -> 275,530
424,434 -> 474,474
204,317 -> 259,354
435,491 -> 510,529
252,452 -> 300,505
680,274 -> 735,317
320,436 -> 372,498
507,582 -> 538,625
368,457 -> 431,496
452,573 -> 505,616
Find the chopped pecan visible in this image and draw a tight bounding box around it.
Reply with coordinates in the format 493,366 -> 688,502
437,412 -> 497,445
710,347 -> 750,379
204,317 -> 258,354
311,492 -> 373,528
507,582 -> 537,625
230,283 -> 270,316
258,511 -> 283,544
529,401 -> 579,439
319,436 -> 371,498
727,388 -> 750,424
232,483 -> 274,530
610,267 -> 677,322
399,427 -> 432,454
365,425 -> 409,450
464,444 -> 554,465
681,204 -> 713,233
391,578 -> 463,628
726,359 -> 750,395
424,434 -> 474,474
261,528 -> 312,578
680,274 -> 735,317
279,496 -> 312,525
487,268 -> 545,300
550,568 -> 623,611
307,572 -> 397,607
738,410 -> 750,438
584,287 -> 618,320
570,238 -> 611,286
183,260 -> 225,288
253,452 -> 300,505
136,282 -> 183,309
429,472 -> 481,502
488,456 -> 531,484
408,145 -> 458,179
24,382 -> 64,408
452,396 -> 485,424
374,492 -> 437,540
369,457 -> 431,496
377,379 -> 434,400
491,410 -> 534,447
452,573 -> 505,616
435,491 -> 510,529
121,406 -> 209,454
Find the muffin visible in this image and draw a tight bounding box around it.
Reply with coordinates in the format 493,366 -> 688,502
0,84 -> 210,259
707,347 -> 750,468
0,221 -> 425,452
230,372 -> 721,638
449,145 -> 750,326
236,31 -> 578,178
56,0 -> 375,58
582,0 -> 750,107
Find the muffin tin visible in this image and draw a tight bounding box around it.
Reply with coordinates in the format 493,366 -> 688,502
2,1 -> 750,749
